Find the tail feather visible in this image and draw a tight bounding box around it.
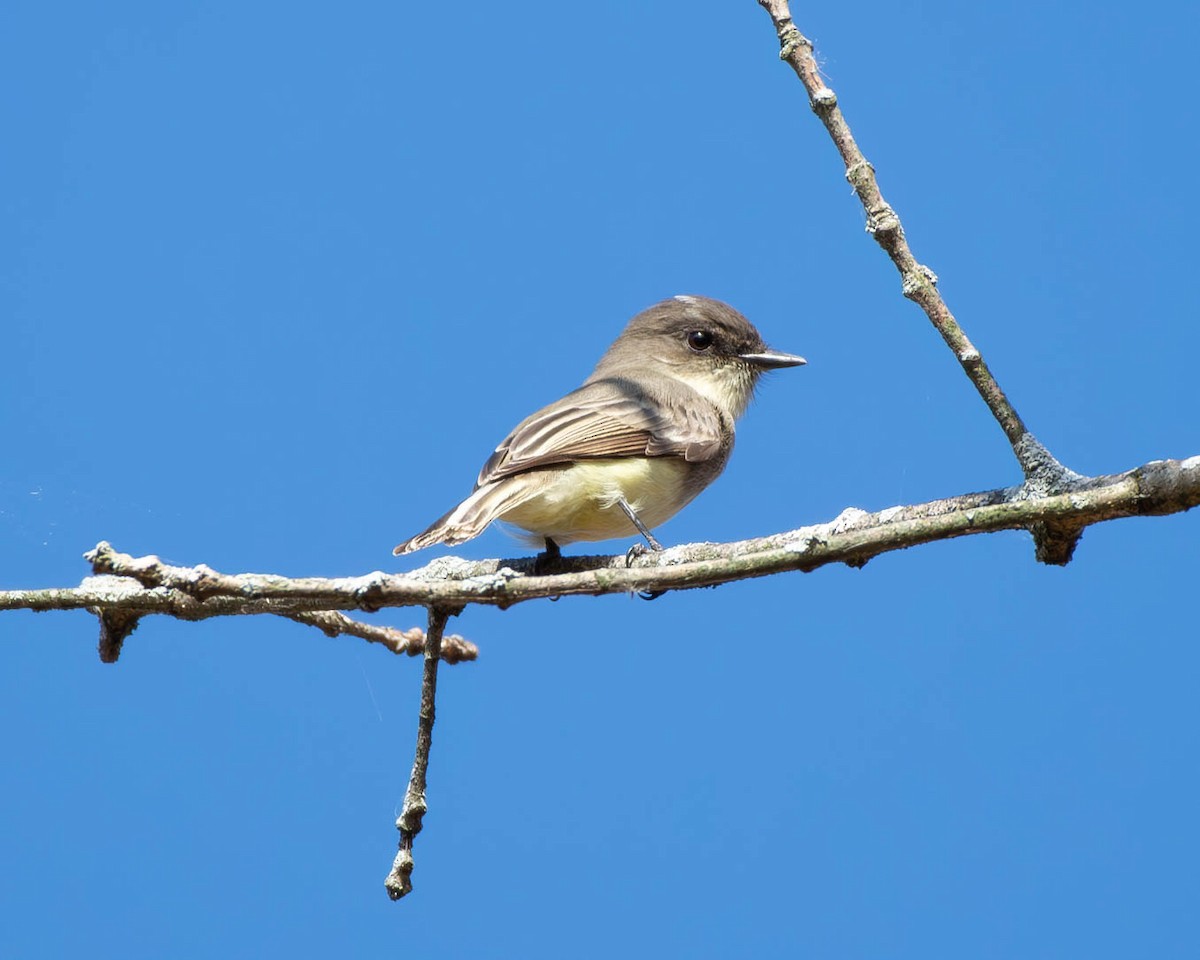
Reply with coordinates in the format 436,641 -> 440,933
393,477 -> 544,555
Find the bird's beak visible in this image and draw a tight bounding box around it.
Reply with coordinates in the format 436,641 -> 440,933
740,349 -> 807,369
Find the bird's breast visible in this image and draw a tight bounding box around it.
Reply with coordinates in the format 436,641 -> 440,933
499,457 -> 710,544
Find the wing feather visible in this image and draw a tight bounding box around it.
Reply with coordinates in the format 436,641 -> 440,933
475,377 -> 725,488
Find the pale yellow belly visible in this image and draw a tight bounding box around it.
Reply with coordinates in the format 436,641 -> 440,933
499,458 -> 693,545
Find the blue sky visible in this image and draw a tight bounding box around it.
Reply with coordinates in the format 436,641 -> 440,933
2,1 -> 1198,956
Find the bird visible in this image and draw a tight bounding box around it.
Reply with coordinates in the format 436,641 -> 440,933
394,295 -> 805,558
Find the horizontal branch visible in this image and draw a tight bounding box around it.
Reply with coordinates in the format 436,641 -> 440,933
1,456 -> 1195,621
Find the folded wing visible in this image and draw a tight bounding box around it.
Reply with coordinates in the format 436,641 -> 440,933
475,376 -> 725,489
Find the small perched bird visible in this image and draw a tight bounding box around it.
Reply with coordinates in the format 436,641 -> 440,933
394,295 -> 805,557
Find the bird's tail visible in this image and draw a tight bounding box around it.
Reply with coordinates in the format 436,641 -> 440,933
393,477 -> 543,555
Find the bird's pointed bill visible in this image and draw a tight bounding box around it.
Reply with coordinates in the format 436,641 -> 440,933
739,350 -> 807,369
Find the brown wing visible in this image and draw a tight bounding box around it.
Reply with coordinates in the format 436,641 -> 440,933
475,376 -> 725,488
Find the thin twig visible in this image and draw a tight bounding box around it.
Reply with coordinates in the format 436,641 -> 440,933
385,606 -> 450,900
286,611 -> 477,664
755,0 -> 1073,489
96,610 -> 140,664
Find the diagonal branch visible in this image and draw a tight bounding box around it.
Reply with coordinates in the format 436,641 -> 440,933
755,0 -> 1073,490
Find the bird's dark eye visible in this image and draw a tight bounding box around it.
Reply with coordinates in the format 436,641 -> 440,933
687,330 -> 714,352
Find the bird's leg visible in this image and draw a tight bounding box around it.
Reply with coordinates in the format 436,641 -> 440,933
618,499 -> 665,601
534,536 -> 561,577
618,499 -> 663,552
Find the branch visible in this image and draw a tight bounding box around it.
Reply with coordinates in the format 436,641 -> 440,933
385,607 -> 450,900
755,0 -> 1074,490
2,457 -> 1195,622
285,612 -> 477,664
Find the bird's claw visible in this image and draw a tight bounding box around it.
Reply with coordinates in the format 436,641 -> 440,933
625,542 -> 665,599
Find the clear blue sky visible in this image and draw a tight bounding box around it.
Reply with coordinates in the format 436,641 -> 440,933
3,1 -> 1198,956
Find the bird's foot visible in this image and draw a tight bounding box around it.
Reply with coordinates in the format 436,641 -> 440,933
624,539 -> 665,601
625,541 -> 650,567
